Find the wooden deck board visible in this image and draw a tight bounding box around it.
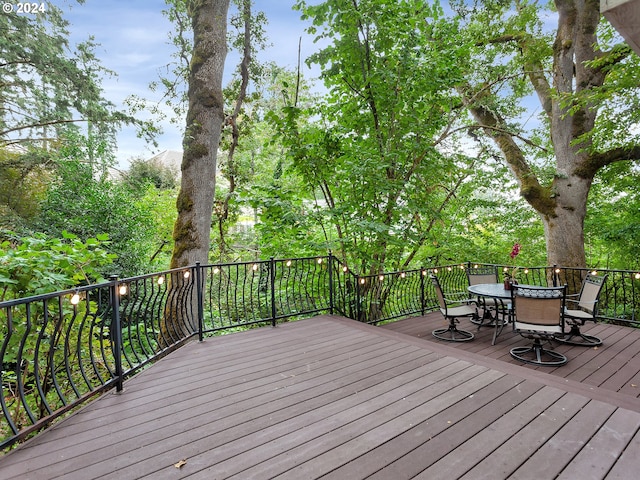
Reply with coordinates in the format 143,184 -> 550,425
512,400 -> 618,479
458,391 -> 591,479
2,314 -> 640,479
364,378 -> 543,480
381,313 -> 640,400
555,408 -> 640,480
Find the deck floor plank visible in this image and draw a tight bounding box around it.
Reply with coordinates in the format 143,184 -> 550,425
2,314 -> 640,479
458,391 -> 591,479
125,360 -> 480,480
382,314 -> 640,399
510,399 -> 618,479
363,377 -> 543,480
555,408 -> 640,480
411,386 -> 567,480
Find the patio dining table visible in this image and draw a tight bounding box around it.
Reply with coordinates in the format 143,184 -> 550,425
468,283 -> 513,345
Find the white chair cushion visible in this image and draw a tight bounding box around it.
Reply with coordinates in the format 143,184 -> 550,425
443,305 -> 475,316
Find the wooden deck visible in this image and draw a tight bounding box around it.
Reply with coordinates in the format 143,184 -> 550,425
2,313 -> 640,479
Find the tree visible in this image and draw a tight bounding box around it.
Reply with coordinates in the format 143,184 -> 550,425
37,157 -> 155,277
126,156 -> 178,191
0,148 -> 50,227
0,1 -> 151,159
161,0 -> 231,343
287,0 -> 481,274
585,162 -> 640,269
170,0 -> 231,268
147,0 -> 271,263
454,0 -> 640,270
214,0 -> 271,259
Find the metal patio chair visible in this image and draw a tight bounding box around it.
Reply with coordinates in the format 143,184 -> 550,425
557,273 -> 608,347
510,284 -> 568,366
466,265 -> 511,330
430,275 -> 475,342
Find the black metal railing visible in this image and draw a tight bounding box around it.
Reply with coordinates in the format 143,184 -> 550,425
2,255 -> 639,450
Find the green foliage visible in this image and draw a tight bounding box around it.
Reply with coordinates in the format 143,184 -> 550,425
136,186 -> 178,269
125,157 -> 178,192
586,162 -> 640,269
282,0 -> 484,272
0,2 -> 151,153
37,159 -> 156,277
0,230 -> 114,300
0,148 -> 51,227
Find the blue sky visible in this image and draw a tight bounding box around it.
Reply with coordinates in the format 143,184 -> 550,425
57,0 -> 322,167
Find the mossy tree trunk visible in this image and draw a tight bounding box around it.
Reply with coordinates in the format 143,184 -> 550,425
462,0 -> 640,270
162,0 -> 231,344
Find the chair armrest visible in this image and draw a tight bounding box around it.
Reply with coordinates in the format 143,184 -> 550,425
566,298 -> 598,308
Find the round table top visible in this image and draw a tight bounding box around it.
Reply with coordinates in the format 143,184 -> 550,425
468,283 -> 512,299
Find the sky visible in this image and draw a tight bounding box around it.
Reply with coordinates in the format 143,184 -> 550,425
56,0 -> 323,168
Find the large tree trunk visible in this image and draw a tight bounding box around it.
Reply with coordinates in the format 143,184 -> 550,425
542,176 -> 590,268
171,0 -> 231,269
162,0 -> 231,344
543,0 -> 598,269
464,0 -> 612,271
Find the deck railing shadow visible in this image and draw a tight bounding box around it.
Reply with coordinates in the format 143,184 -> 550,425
1,255 -> 639,450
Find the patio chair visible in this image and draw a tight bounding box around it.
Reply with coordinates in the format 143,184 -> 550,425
466,265 -> 500,286
430,275 -> 475,342
510,284 -> 568,366
466,265 -> 511,330
557,273 -> 608,347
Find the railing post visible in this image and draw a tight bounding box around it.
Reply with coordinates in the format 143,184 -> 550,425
109,275 -> 124,392
420,267 -> 426,315
552,264 -> 558,286
356,276 -> 361,322
270,257 -> 277,327
328,251 -> 334,315
195,262 -> 204,342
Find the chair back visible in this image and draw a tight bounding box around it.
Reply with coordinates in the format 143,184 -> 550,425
577,274 -> 607,314
467,266 -> 499,286
512,285 -> 566,329
430,275 -> 446,310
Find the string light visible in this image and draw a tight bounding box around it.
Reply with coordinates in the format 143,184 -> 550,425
317,258 -> 323,264
635,273 -> 640,280
379,275 -> 385,281
286,260 -> 292,267
342,266 -> 348,273
400,272 -> 406,278
360,278 -> 365,285
70,293 -> 80,305
252,264 -> 259,271
119,284 -> 127,295
157,276 -> 165,285
183,270 -> 190,279
213,267 -> 220,274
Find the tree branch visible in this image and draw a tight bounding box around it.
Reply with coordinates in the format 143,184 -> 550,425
1,118 -> 92,137
459,85 -> 556,216
582,146 -> 640,177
